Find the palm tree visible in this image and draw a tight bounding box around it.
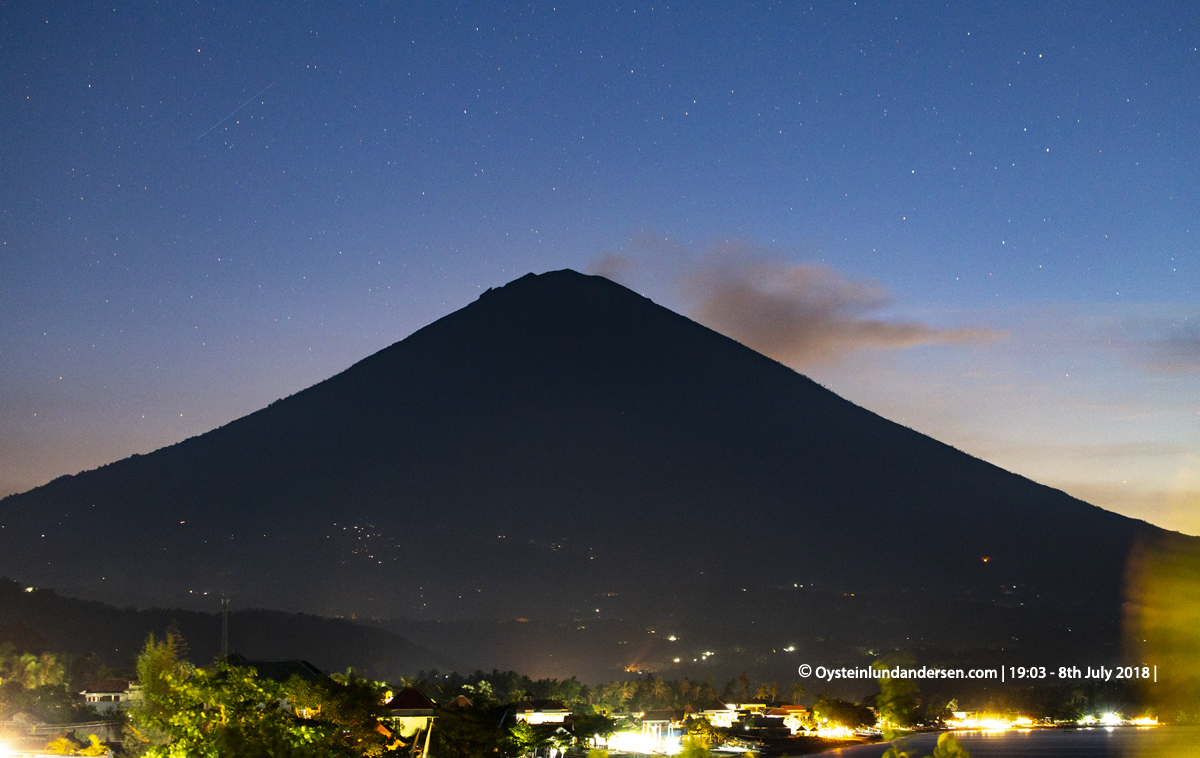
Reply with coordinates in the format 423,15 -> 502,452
612,680 -> 636,708
650,676 -> 670,706
679,678 -> 693,703
790,682 -> 806,706
34,653 -> 65,687
13,653 -> 39,688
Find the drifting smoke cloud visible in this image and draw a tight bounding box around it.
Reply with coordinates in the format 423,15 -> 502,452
682,256 -> 1005,365
591,240 -> 1006,366
589,252 -> 640,283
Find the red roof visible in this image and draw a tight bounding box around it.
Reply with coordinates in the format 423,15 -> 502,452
82,678 -> 135,694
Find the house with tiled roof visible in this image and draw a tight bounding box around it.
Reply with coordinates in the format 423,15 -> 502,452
700,698 -> 737,728
386,687 -> 438,737
80,678 -> 143,714
514,696 -> 569,724
441,694 -> 474,709
767,704 -> 810,734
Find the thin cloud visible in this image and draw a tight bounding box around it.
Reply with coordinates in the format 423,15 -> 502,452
1125,322 -> 1200,375
679,253 -> 1006,366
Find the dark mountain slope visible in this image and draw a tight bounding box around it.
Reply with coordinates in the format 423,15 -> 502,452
0,270 -> 1187,679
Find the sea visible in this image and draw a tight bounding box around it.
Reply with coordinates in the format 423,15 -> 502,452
817,727 -> 1200,757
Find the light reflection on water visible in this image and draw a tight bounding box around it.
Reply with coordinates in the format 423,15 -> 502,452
818,727 -> 1200,757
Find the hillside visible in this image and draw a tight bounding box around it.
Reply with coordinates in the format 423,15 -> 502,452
0,579 -> 457,679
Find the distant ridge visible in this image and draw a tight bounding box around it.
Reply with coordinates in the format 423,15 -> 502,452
0,578 -> 458,679
0,269 -> 1189,681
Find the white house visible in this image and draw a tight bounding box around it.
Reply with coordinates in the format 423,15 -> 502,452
81,678 -> 143,714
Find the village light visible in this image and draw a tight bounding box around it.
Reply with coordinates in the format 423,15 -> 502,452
609,731 -> 681,755
814,725 -> 854,739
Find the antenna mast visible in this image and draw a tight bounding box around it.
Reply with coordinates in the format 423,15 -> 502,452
220,596 -> 230,660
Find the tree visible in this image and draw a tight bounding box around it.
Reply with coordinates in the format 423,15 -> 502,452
572,713 -> 616,748
737,672 -> 752,702
212,718 -> 344,758
683,715 -> 717,745
45,734 -> 107,756
34,652 -> 66,687
649,676 -> 670,706
429,700 -> 519,758
1,651 -> 65,688
719,678 -> 738,702
285,672 -> 394,757
873,656 -> 920,730
134,630 -> 189,725
509,721 -> 543,757
812,698 -> 873,729
790,681 -> 806,705
129,634 -> 351,758
754,682 -> 778,702
678,678 -> 693,703
12,683 -> 101,724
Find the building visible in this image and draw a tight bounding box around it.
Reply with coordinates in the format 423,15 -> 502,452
700,698 -> 738,728
224,652 -> 325,683
386,687 -> 438,738
80,678 -> 143,714
441,694 -> 474,709
514,697 -> 569,725
767,705 -> 809,734
733,713 -> 791,738
386,687 -> 437,758
639,707 -> 694,740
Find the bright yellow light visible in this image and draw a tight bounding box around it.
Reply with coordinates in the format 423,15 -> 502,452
945,715 -> 1015,730
608,732 -> 681,755
814,725 -> 855,739
1101,713 -> 1122,726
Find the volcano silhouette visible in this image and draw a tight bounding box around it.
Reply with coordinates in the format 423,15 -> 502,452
0,270 -> 1185,679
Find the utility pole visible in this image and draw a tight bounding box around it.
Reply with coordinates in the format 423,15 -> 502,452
220,596 -> 230,660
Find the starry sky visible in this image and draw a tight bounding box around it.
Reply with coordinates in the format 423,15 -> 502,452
2,1 -> 1198,533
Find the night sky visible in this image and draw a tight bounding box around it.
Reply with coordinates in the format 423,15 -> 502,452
2,2 -> 1197,533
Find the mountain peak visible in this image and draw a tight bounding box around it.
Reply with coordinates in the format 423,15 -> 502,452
0,270 -> 1183,680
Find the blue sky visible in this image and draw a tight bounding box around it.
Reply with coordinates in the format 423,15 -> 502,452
1,1 -> 1197,532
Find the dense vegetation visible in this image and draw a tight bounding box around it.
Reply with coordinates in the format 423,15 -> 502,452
0,618 -> 1189,758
